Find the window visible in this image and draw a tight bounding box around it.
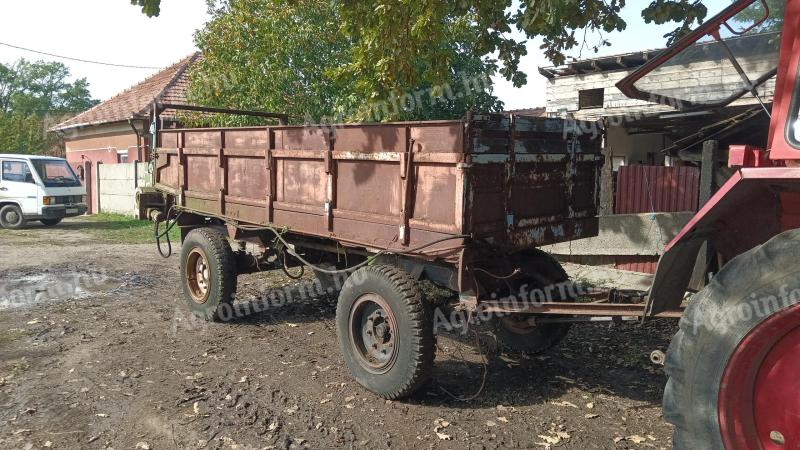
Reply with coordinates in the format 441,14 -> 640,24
579,88 -> 604,109
2,161 -> 34,183
30,160 -> 81,187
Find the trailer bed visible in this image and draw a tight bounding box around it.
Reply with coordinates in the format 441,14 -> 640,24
153,113 -> 602,260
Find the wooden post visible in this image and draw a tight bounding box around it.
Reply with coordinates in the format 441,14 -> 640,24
699,140 -> 720,207
691,139 -> 721,290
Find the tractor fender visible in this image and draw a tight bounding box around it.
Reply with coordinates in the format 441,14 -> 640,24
647,167 -> 800,315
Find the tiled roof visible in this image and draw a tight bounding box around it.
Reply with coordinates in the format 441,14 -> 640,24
51,53 -> 200,131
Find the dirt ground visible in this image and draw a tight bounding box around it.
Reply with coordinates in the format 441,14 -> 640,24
0,218 -> 678,450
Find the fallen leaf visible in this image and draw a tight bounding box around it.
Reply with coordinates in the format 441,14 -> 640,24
550,401 -> 579,408
486,420 -> 497,427
193,402 -> 201,416
436,432 -> 452,441
625,435 -> 647,444
585,413 -> 600,419
497,416 -> 509,423
95,413 -> 109,418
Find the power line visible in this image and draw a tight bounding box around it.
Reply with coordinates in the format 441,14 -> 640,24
0,41 -> 162,70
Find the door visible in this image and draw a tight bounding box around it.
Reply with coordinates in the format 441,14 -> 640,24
0,159 -> 40,215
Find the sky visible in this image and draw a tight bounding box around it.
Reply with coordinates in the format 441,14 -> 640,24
0,0 -> 731,110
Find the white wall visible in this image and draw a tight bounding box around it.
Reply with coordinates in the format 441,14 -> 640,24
97,162 -> 151,216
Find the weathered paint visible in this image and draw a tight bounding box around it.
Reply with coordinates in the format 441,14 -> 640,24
154,114 -> 602,294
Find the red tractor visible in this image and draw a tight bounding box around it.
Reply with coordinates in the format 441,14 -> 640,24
616,0 -> 798,447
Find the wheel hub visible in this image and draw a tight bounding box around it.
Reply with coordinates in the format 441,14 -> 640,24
349,294 -> 398,373
499,315 -> 537,335
4,210 -> 20,225
719,304 -> 800,449
186,248 -> 211,304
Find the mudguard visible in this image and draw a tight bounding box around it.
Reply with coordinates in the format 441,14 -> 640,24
647,167 -> 800,315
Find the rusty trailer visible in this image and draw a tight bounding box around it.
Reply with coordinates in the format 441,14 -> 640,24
150,112 -> 607,398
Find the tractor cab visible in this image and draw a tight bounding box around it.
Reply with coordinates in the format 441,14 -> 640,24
617,0 -> 784,113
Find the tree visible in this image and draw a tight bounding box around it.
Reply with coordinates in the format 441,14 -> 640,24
133,0 -> 711,91
186,0 -> 502,124
0,59 -> 99,116
0,59 -> 99,154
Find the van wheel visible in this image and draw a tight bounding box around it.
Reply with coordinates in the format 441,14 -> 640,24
180,227 -> 238,322
40,218 -> 62,226
664,228 -> 800,449
336,265 -> 434,399
0,205 -> 26,229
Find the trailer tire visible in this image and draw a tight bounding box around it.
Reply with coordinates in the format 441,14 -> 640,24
664,228 -> 800,450
0,204 -> 26,230
336,265 -> 434,399
180,227 -> 238,322
493,249 -> 572,354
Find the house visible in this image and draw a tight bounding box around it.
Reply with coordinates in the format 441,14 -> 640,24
50,53 -> 199,213
537,31 -> 777,275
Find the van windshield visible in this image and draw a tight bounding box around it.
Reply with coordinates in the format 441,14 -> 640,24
30,160 -> 81,188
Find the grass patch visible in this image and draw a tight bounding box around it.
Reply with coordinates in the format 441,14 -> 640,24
76,213 -> 181,244
0,330 -> 29,345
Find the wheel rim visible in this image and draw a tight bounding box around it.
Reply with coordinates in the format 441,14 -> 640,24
499,315 -> 537,335
3,209 -> 21,226
349,293 -> 398,374
186,248 -> 211,304
719,303 -> 800,449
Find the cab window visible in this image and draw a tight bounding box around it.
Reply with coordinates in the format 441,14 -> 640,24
2,161 -> 35,184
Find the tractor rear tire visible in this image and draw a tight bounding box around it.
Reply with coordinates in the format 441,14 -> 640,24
664,228 -> 800,449
336,265 -> 434,399
180,227 -> 238,322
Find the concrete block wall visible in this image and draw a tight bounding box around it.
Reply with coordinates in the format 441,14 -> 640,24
97,162 -> 151,216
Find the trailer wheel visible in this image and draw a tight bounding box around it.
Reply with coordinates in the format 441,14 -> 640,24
0,204 -> 26,229
493,249 -> 572,354
493,315 -> 572,355
336,265 -> 434,399
180,227 -> 238,322
664,228 -> 800,449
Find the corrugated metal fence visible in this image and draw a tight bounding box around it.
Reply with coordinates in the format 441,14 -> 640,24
614,165 -> 700,214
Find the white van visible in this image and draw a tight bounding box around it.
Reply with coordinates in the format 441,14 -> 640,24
0,154 -> 87,229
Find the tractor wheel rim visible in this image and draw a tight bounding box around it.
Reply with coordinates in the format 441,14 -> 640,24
186,248 -> 211,304
349,293 -> 398,374
718,303 -> 800,449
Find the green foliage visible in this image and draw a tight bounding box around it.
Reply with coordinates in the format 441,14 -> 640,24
130,0 -> 161,17
134,0 -> 716,90
187,0 -> 502,124
0,112 -> 51,154
0,59 -> 99,154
